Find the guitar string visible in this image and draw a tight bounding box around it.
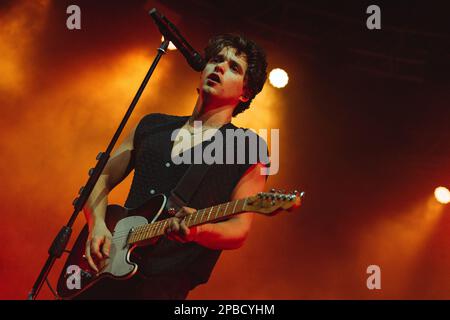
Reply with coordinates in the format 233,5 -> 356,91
108,210 -> 212,238
107,200 -> 245,241
104,195 -> 281,242
107,200 -> 240,238
89,195 -> 283,241
102,196 -> 262,239
109,208 -> 227,241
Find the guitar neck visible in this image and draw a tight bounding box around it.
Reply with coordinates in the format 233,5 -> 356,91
127,198 -> 249,245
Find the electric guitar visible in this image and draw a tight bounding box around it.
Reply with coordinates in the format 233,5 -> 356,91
56,189 -> 304,299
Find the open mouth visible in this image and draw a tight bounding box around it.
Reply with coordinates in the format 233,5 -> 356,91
207,73 -> 221,84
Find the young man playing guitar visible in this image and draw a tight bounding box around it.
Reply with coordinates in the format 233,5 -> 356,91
78,34 -> 269,299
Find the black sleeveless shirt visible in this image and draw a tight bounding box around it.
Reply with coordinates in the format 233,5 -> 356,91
124,113 -> 269,289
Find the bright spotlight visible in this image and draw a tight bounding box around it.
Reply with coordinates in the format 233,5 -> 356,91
434,186 -> 450,204
269,68 -> 289,88
161,36 -> 177,50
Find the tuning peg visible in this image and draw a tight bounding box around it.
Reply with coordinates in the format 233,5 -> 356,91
293,190 -> 299,196
270,188 -> 276,193
168,207 -> 177,216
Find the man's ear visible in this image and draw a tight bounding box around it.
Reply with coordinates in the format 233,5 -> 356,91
239,88 -> 251,103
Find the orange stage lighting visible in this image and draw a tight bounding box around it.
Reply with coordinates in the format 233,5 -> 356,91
161,36 -> 177,50
269,68 -> 289,88
434,186 -> 450,204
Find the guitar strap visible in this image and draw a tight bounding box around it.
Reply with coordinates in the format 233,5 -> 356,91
170,162 -> 210,208
140,116 -> 214,209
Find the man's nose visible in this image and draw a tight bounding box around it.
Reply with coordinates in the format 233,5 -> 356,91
214,63 -> 225,74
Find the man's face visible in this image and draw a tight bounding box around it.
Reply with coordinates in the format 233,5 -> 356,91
199,46 -> 249,106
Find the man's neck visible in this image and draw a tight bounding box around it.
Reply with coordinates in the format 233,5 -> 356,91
189,96 -> 235,128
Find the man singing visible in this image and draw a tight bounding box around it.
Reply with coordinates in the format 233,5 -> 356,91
80,33 -> 269,299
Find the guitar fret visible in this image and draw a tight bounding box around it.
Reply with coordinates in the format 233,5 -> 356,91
141,226 -> 146,240
193,210 -> 199,225
153,222 -> 159,237
197,209 -> 203,225
147,222 -> 158,239
152,224 -> 156,237
186,214 -> 191,227
214,204 -> 220,219
138,226 -> 142,241
201,208 -> 207,224
156,223 -> 161,238
143,226 -> 147,240
145,225 -> 150,240
201,209 -> 206,224
127,195 -> 258,246
223,202 -> 229,217
196,209 -> 205,224
148,223 -> 152,238
162,220 -> 168,236
142,226 -> 147,240
232,199 -> 238,214
207,206 -> 213,222
242,197 -> 247,211
134,228 -> 139,242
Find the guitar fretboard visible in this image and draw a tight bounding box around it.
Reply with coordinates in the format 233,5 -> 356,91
127,197 -> 248,245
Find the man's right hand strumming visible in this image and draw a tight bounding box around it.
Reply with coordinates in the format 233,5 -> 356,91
82,125 -> 137,272
85,221 -> 112,272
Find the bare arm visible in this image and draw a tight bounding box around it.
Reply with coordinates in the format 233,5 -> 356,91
166,163 -> 267,250
83,125 -> 136,271
83,126 -> 136,227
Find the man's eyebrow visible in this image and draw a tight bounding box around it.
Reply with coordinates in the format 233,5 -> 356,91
230,59 -> 244,72
211,53 -> 245,72
212,53 -> 225,60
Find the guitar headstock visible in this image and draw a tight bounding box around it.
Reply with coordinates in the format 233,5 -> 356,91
244,189 -> 305,216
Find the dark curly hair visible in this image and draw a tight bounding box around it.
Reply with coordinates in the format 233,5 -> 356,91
204,34 -> 268,117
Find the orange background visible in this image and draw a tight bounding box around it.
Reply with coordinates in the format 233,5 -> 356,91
1,0 -> 449,299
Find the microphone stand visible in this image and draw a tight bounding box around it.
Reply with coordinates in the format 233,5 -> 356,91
28,40 -> 170,300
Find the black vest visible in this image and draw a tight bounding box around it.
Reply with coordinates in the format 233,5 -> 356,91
124,113 -> 268,288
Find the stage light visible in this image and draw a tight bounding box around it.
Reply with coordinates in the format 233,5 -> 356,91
269,68 -> 289,88
161,36 -> 177,50
434,186 -> 450,204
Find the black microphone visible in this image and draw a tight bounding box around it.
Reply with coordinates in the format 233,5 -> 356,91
149,8 -> 206,72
